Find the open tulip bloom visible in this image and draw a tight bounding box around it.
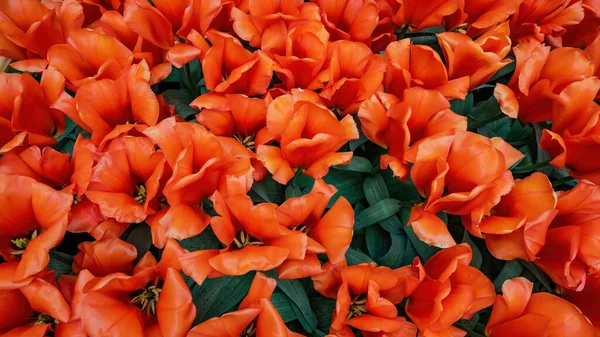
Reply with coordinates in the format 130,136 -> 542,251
1,0 -> 600,336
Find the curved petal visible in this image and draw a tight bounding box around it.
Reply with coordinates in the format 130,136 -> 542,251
208,246 -> 290,276
81,291 -> 145,337
157,268 -> 196,337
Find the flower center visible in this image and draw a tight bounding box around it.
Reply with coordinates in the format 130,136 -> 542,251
34,313 -> 58,327
291,224 -> 310,234
232,230 -> 263,249
134,183 -> 147,205
234,134 -> 256,150
130,285 -> 161,315
73,194 -> 82,205
240,321 -> 256,337
10,230 -> 37,256
346,294 -> 368,320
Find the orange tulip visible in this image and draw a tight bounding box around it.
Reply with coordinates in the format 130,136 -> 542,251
438,23 -> 513,90
407,244 -> 495,337
80,252 -> 195,337
358,88 -> 467,180
47,28 -> 133,90
562,271 -> 600,332
481,172 -> 558,261
312,261 -> 423,336
494,43 -> 596,122
68,62 -> 161,145
275,179 -> 354,279
557,0 -> 600,48
0,145 -> 73,189
534,179 -> 600,291
509,0 -> 585,45
460,0 -> 522,36
0,0 -> 83,61
91,10 -> 173,85
204,191 -> 310,276
393,0 -> 465,31
189,272 -> 304,337
257,90 -> 359,184
73,133 -> 167,225
142,117 -> 254,247
319,40 -> 387,114
0,262 -> 70,335
72,239 -> 138,276
405,131 -> 523,248
383,39 -> 470,100
268,19 -> 330,90
231,0 -> 320,50
0,174 -> 72,281
0,68 -> 71,153
539,77 -> 600,183
312,0 -> 398,52
485,277 -> 596,337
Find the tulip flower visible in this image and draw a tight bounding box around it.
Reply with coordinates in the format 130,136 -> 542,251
142,117 -> 254,247
80,251 -> 195,337
312,0 -> 398,52
75,133 -> 168,225
188,272 -> 304,337
69,62 -> 161,145
485,277 -> 596,337
257,90 -> 359,184
0,68 -> 72,153
562,271 -> 600,332
405,131 -> 523,248
438,23 -> 513,90
0,145 -> 73,189
482,172 -> 558,261
383,39 -> 470,100
319,40 -> 387,114
393,0 -> 465,31
0,262 -> 70,336
539,77 -> 600,184
534,179 -> 600,291
494,43 -> 596,122
407,244 -> 495,337
47,28 -> 133,90
509,0 -> 584,45
231,0 -> 321,50
275,179 -> 354,279
0,174 -> 72,281
268,19 -> 330,90
312,261 -> 423,336
358,88 -> 467,180
460,0 -> 522,36
558,1 -> 600,48
0,0 -> 84,64
72,239 -> 138,276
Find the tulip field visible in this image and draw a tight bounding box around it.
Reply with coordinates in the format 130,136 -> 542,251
0,0 -> 599,336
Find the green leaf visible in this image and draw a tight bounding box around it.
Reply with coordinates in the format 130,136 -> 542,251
366,225 -> 392,259
519,260 -> 554,291
251,175 -> 285,204
354,199 -> 401,230
285,183 -> 302,199
309,296 -> 336,332
376,232 -> 407,269
179,228 -> 222,252
324,170 -> 365,206
48,251 -> 73,278
349,117 -> 368,151
271,290 -> 297,323
180,59 -> 203,96
334,156 -> 372,173
450,93 -> 474,117
56,117 -> 79,142
163,89 -> 197,119
382,169 -> 421,201
410,35 -> 438,45
162,66 -> 180,83
379,215 -> 403,234
345,247 -> 375,265
493,260 -> 524,292
124,223 -> 152,262
267,272 -> 318,333
462,230 -> 483,269
488,61 -> 516,83
363,174 -> 390,205
192,272 -> 255,324
469,95 -> 502,122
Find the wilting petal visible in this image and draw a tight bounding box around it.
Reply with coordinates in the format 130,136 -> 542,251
408,206 -> 456,248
